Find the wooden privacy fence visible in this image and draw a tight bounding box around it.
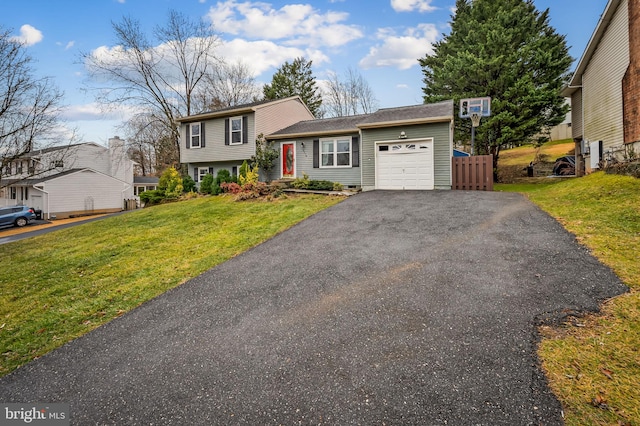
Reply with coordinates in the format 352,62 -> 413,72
452,155 -> 494,191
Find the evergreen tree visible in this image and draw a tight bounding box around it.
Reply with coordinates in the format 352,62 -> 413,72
419,0 -> 572,179
263,57 -> 323,117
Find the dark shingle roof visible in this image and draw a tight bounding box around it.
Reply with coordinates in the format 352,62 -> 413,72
268,100 -> 453,138
358,100 -> 453,127
269,114 -> 366,137
134,176 -> 160,184
3,169 -> 85,185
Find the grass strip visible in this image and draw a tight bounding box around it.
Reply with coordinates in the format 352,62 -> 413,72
0,194 -> 342,376
501,172 -> 640,425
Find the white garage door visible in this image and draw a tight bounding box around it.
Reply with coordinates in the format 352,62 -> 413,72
376,140 -> 434,190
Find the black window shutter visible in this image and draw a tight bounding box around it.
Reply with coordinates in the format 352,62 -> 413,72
242,115 -> 248,144
201,122 -> 206,148
313,139 -> 319,168
225,119 -> 230,145
208,167 -> 214,175
185,124 -> 190,149
352,136 -> 360,167
193,167 -> 198,182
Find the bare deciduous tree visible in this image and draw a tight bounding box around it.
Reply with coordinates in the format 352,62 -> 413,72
121,113 -> 175,176
323,67 -> 379,117
81,10 -> 220,163
0,26 -> 69,189
197,60 -> 262,110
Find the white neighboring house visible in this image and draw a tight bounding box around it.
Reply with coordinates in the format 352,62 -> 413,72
0,136 -> 134,219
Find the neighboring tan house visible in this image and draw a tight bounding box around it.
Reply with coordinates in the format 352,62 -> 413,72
268,100 -> 454,190
0,137 -> 134,218
562,0 -> 640,173
549,98 -> 572,142
177,96 -> 315,184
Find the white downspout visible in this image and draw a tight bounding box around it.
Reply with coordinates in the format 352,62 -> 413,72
33,183 -> 50,220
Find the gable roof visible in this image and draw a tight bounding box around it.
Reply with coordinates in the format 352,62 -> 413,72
6,168 -> 131,187
175,96 -> 311,123
564,0 -> 623,94
267,100 -> 454,139
31,168 -> 130,186
268,114 -> 366,139
15,143 -> 105,159
357,100 -> 453,129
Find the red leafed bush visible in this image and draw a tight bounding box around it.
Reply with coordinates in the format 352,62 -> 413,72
220,182 -> 241,194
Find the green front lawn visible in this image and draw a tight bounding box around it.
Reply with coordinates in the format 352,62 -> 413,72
0,194 -> 343,376
500,172 -> 640,425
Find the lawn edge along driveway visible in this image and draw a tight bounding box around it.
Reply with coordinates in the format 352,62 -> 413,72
0,191 -> 627,425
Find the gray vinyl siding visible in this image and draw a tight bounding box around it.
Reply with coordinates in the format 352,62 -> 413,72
360,121 -> 452,190
582,0 -> 629,150
271,136 -> 361,186
181,114 -> 256,164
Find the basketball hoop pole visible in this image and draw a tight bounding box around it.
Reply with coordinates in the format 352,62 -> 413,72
470,113 -> 481,155
471,125 -> 476,155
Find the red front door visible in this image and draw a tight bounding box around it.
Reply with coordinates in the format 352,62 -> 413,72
282,143 -> 295,177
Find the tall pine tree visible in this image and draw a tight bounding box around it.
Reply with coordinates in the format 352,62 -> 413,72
263,57 -> 323,117
419,0 -> 572,178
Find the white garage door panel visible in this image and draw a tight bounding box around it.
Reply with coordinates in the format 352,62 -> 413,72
376,141 -> 434,190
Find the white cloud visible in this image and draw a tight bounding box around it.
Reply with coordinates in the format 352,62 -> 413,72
391,0 -> 437,12
218,38 -> 329,76
359,24 -> 439,70
207,1 -> 362,48
65,41 -> 75,50
62,103 -> 136,122
396,83 -> 409,89
10,24 -> 43,46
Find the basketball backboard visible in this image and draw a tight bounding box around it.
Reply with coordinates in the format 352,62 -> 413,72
459,97 -> 491,118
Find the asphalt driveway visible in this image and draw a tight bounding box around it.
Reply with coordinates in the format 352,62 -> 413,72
0,191 -> 627,425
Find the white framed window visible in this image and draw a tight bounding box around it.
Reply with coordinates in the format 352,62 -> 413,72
190,122 -> 201,148
320,137 -> 351,168
230,116 -> 242,145
198,167 -> 209,183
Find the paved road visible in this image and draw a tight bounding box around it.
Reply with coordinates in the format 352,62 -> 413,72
0,191 -> 627,425
0,212 -> 127,245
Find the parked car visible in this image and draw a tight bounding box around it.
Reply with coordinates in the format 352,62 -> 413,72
0,206 -> 37,228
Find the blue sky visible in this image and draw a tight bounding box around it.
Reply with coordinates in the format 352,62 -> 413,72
3,0 -> 609,145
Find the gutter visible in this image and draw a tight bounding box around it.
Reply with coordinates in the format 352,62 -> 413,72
357,115 -> 453,129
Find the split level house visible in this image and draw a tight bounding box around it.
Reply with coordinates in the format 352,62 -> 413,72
562,0 -> 640,173
0,137 -> 134,219
178,96 -> 455,191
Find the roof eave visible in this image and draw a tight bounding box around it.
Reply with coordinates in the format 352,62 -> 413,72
569,0 -> 622,86
267,128 -> 360,140
561,85 -> 581,97
175,96 -> 305,123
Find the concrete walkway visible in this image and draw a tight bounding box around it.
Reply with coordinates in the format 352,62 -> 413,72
0,191 -> 627,425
